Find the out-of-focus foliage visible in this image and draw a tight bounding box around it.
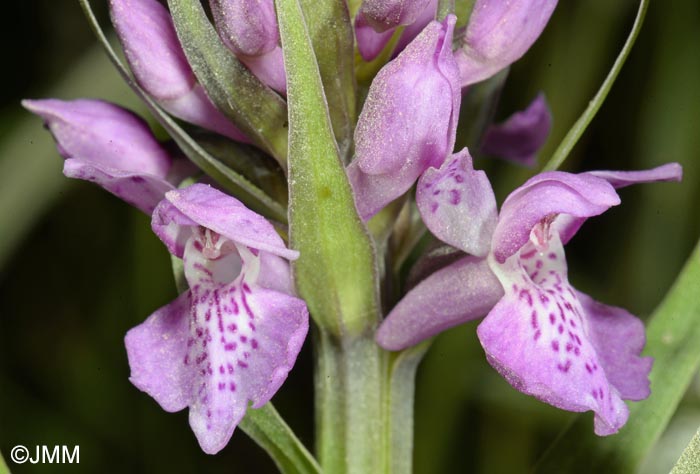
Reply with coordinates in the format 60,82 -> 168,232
0,0 -> 698,473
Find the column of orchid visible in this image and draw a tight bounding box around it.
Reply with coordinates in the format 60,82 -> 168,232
24,0 -> 681,472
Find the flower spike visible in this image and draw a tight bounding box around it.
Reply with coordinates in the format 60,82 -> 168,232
127,184 -> 308,453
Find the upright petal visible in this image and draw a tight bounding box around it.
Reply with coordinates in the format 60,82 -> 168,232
492,172 -> 620,263
350,16 -> 460,219
481,93 -> 552,167
355,16 -> 460,175
479,235 -> 631,435
110,0 -> 249,143
209,0 -> 279,57
392,0 -> 438,55
456,0 -> 558,86
359,0 -> 433,32
377,255 -> 503,350
125,291 -> 195,413
416,148 -> 497,256
23,98 -> 176,213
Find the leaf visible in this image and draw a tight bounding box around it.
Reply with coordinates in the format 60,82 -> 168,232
671,428 -> 700,474
77,0 -> 287,224
297,0 -> 357,162
534,238 -> 700,473
541,0 -> 649,171
240,403 -> 321,474
166,0 -> 289,163
276,0 -> 379,335
0,450 -> 10,474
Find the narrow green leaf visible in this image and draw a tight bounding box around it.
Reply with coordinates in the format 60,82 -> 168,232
0,450 -> 10,474
541,0 -> 649,171
166,0 -> 289,163
671,428 -> 700,474
78,0 -> 287,223
239,404 -> 321,474
276,0 -> 379,335
534,238 -> 700,473
298,0 -> 357,161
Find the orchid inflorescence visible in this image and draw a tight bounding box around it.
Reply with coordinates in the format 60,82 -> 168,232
24,0 -> 681,468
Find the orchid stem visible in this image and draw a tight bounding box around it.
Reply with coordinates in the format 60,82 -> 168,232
541,0 -> 649,171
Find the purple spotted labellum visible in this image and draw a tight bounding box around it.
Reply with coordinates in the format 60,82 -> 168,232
209,0 -> 287,94
110,0 -> 250,142
126,184 -> 308,454
348,15 -> 461,219
455,0 -> 558,86
481,93 -> 552,167
378,163 -> 682,435
22,98 -> 188,214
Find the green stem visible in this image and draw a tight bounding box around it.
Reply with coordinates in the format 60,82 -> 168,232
541,0 -> 649,171
437,0 -> 455,20
315,330 -> 388,474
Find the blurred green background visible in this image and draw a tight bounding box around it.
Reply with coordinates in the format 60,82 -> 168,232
0,0 -> 698,473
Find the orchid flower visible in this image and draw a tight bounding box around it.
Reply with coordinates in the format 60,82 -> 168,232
22,98 -> 187,214
377,155 -> 682,434
348,15 -> 461,219
126,184 -> 309,454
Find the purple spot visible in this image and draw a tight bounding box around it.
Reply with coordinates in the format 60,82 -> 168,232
575,335 -> 582,345
558,324 -> 564,334
224,342 -> 237,351
592,389 -> 598,399
219,365 -> 225,374
549,313 -> 556,325
519,289 -> 533,306
227,363 -> 234,374
557,360 -> 572,372
432,189 -> 441,196
183,355 -> 189,365
449,189 -> 461,205
207,409 -> 212,418
228,323 -> 237,333
251,339 -> 259,349
534,330 -> 542,341
530,310 -> 539,329
454,174 -> 464,183
194,240 -> 203,251
548,252 -> 557,260
521,249 -> 537,259
585,363 -> 593,373
229,382 -> 236,392
243,283 -> 252,293
240,335 -> 248,343
570,319 -> 576,328
565,342 -> 573,353
218,382 -> 226,391
574,346 -> 580,356
238,360 -> 249,368
431,202 -> 439,213
249,322 -> 256,331
539,293 -> 549,304
551,340 -> 559,352
536,260 -> 543,269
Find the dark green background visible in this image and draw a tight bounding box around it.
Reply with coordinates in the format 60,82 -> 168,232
0,0 -> 698,472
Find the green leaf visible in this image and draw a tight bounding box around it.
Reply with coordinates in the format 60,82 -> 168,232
541,0 -> 649,171
166,0 -> 289,164
0,450 -> 10,474
671,428 -> 700,474
276,0 -> 379,335
78,0 -> 287,223
240,404 -> 321,474
534,238 -> 700,473
298,0 -> 357,162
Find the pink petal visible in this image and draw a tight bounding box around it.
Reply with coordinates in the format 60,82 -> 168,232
376,255 -> 502,350
416,148 -> 497,256
456,0 -> 558,86
209,0 -> 279,57
360,0 -> 433,32
481,93 -> 552,167
492,172 -> 620,263
479,235 -> 630,435
355,11 -> 395,61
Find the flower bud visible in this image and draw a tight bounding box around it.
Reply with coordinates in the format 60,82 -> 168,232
209,0 -> 279,57
109,0 -> 249,142
456,0 -> 558,86
360,0 -> 432,32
